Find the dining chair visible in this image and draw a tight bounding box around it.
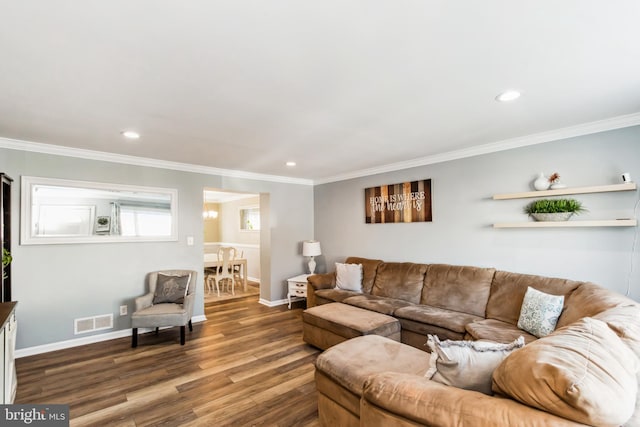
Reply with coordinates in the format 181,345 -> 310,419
203,252 -> 218,294
207,246 -> 236,296
232,249 -> 243,289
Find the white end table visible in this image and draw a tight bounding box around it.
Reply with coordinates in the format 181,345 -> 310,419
287,274 -> 311,309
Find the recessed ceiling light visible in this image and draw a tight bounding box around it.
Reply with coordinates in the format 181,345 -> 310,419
286,161 -> 296,167
121,130 -> 140,139
495,90 -> 521,102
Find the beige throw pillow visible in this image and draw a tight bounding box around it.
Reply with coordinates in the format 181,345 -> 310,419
425,335 -> 524,395
492,317 -> 638,426
335,262 -> 363,292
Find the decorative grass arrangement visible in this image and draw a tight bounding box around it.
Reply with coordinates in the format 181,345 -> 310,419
1,248 -> 11,280
524,198 -> 586,215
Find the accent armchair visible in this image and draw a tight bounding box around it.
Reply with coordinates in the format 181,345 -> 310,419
131,270 -> 197,347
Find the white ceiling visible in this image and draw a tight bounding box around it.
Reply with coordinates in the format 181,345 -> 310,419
2,1 -> 640,183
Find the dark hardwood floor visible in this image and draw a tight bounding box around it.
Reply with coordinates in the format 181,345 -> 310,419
15,297 -> 321,427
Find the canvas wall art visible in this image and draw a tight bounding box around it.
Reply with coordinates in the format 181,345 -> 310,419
365,179 -> 432,224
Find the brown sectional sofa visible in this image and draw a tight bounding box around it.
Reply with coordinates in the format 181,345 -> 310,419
306,256 -> 640,426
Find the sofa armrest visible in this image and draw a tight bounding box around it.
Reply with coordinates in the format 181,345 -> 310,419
362,373 -> 586,427
306,273 -> 336,308
135,292 -> 154,311
307,272 -> 336,290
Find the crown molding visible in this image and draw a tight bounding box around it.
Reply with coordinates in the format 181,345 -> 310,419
313,112 -> 640,185
2,112 -> 639,187
0,137 -> 314,186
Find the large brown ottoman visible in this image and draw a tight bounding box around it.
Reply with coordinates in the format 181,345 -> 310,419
302,302 -> 401,350
315,335 -> 432,427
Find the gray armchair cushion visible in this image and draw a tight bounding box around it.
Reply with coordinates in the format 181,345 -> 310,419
131,302 -> 192,328
153,273 -> 190,304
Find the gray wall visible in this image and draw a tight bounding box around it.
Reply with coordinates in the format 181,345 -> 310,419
314,126 -> 640,301
0,147 -> 314,349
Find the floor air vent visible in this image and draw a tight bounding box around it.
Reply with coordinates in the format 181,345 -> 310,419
74,314 -> 114,334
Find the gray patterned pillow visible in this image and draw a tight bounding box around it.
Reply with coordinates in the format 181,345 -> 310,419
153,273 -> 190,304
517,286 -> 564,337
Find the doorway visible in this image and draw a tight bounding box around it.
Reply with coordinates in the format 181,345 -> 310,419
202,189 -> 264,303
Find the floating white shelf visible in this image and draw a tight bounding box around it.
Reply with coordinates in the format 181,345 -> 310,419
493,219 -> 637,228
493,183 -> 637,200
492,182 -> 638,228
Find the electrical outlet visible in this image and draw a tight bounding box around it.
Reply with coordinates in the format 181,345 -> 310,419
119,305 -> 127,316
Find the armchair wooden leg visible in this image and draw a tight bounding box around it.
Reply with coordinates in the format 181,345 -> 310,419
155,327 -> 159,335
132,328 -> 138,348
180,326 -> 186,345
188,319 -> 193,331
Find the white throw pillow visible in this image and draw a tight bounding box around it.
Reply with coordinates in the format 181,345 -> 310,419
335,262 -> 363,292
517,286 -> 564,338
425,335 -> 525,395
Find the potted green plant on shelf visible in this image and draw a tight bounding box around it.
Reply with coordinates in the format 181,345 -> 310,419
524,198 -> 586,222
2,248 -> 11,279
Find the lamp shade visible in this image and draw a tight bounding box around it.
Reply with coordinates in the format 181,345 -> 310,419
302,240 -> 321,257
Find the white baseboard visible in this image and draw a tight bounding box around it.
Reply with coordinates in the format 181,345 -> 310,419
16,314 -> 208,358
204,242 -> 260,249
258,298 -> 288,307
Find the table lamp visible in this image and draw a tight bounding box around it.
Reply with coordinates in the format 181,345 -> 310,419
302,240 -> 321,274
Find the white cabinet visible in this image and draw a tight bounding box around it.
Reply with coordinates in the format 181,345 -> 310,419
0,302 -> 17,404
287,274 -> 310,309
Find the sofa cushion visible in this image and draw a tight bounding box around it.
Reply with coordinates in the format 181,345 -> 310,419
343,294 -> 414,316
335,262 -> 363,291
371,262 -> 427,304
426,335 -> 524,395
557,282 -> 635,329
421,264 -> 495,317
315,335 -> 432,397
345,257 -> 383,294
517,287 -> 564,338
465,318 -> 537,344
395,305 -> 483,334
400,320 -> 467,345
315,288 -> 362,304
594,304 -> 640,426
486,270 -> 582,326
363,372 -> 586,427
303,302 -> 400,341
492,317 -> 638,426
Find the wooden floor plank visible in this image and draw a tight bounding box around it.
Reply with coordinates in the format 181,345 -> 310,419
15,297 -> 320,426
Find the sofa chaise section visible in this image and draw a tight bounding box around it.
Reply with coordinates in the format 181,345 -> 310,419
315,335 -> 432,427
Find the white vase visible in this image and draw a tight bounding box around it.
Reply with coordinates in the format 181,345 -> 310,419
531,212 -> 573,222
533,172 -> 550,191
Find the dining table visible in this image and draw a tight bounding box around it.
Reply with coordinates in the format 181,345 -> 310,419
203,254 -> 248,291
